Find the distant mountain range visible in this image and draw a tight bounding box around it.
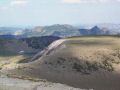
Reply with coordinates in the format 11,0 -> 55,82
22,24 -> 80,37
0,24 -> 120,38
79,26 -> 110,35
97,23 -> 120,33
0,27 -> 23,35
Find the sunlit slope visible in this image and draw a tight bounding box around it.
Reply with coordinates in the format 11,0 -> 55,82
4,36 -> 120,90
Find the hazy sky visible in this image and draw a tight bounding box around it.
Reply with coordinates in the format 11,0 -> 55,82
0,0 -> 120,26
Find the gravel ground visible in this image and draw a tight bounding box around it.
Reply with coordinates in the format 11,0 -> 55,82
0,75 -> 83,90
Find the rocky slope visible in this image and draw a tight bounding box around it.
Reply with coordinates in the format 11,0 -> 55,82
0,36 -> 60,55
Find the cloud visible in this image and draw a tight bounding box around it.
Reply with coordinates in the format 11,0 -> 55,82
62,0 -> 82,3
0,6 -> 8,11
0,0 -> 28,11
10,0 -> 28,6
62,0 -> 120,4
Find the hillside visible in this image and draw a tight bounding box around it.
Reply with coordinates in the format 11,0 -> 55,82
23,24 -> 80,37
0,36 -> 60,72
2,36 -> 120,90
0,36 -> 60,55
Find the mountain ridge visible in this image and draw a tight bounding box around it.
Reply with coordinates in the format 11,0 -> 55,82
1,24 -> 120,37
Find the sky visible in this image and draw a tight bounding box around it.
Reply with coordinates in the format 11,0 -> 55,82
0,0 -> 120,27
